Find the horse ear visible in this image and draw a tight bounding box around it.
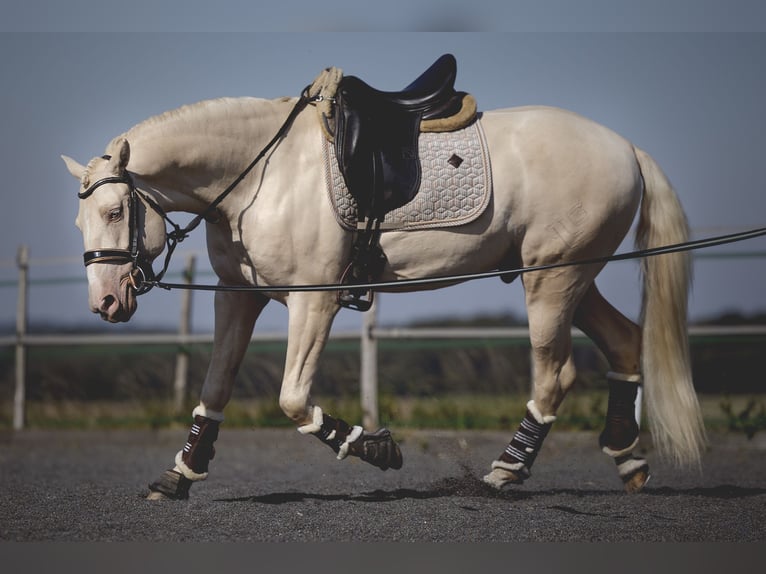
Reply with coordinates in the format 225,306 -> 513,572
61,155 -> 85,179
106,138 -> 131,172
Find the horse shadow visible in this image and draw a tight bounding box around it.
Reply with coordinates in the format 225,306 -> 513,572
217,475 -> 766,505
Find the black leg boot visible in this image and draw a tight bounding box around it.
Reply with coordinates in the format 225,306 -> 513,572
600,372 -> 650,493
483,400 -> 555,489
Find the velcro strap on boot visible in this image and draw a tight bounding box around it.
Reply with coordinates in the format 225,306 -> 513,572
298,406 -> 363,457
493,400 -> 555,478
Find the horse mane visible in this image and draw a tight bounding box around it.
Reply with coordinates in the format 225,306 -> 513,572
99,95 -> 297,178
105,98 -> 230,151
119,96 -> 293,145
135,98 -> 239,131
101,98 -> 265,154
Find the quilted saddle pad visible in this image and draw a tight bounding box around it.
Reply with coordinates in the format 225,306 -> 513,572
322,119 -> 492,232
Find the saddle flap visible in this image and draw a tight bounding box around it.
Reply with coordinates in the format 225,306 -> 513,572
334,94 -> 422,217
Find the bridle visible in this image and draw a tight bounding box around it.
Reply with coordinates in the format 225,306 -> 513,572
78,162 -> 233,296
78,169 -> 160,295
76,91 -> 314,297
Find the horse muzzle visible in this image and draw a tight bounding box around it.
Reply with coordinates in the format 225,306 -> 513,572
85,249 -> 156,322
84,248 -> 156,296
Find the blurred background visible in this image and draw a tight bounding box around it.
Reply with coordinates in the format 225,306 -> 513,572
1,3 -> 764,433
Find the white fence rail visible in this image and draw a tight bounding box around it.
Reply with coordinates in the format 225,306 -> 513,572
3,244 -> 766,430
5,301 -> 766,431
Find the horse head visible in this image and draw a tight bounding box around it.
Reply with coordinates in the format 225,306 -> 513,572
62,138 -> 167,323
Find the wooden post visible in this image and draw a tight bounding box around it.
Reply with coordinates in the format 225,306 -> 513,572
14,245 -> 28,431
173,254 -> 196,415
360,297 -> 379,429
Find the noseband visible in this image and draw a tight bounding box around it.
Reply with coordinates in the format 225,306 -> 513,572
78,167 -> 162,296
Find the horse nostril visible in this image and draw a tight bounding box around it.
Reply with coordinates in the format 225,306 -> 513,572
100,294 -> 116,313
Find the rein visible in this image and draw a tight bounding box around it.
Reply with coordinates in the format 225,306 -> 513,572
78,90 -> 766,298
147,224 -> 766,294
78,91 -> 314,294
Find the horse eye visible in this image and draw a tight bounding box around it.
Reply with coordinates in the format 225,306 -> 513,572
106,207 -> 123,222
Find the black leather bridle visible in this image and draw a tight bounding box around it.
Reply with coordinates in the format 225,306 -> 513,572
78,168 -> 169,295
76,92 -> 314,297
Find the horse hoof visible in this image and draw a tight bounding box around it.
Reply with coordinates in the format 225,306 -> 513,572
146,490 -> 170,501
623,468 -> 651,494
482,467 -> 524,490
614,454 -> 650,494
349,428 -> 403,471
146,469 -> 192,500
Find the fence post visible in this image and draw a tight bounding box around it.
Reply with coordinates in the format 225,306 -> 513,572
173,254 -> 196,415
14,245 -> 29,431
360,298 -> 379,429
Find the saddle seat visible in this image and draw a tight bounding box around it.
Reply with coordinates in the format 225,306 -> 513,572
339,53 -> 464,119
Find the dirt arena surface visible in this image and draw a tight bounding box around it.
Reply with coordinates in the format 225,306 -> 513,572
1,427 -> 764,542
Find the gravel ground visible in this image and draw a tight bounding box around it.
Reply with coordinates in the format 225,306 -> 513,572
1,427 -> 764,542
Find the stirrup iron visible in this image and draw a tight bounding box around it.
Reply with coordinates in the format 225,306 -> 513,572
337,262 -> 375,311
337,218 -> 385,312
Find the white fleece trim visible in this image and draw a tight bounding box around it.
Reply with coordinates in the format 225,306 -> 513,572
192,405 -> 225,422
336,426 -> 363,460
297,406 -> 323,435
490,458 -> 531,479
607,371 -> 642,383
491,458 -> 525,472
601,436 -> 640,459
483,467 -> 526,489
527,400 -> 556,425
616,456 -> 649,480
174,450 -> 209,481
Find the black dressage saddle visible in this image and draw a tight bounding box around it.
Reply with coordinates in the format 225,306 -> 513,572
332,54 -> 472,311
334,53 -> 467,220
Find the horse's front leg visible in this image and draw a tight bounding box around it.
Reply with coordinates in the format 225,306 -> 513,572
281,292 -> 402,471
147,290 -> 269,500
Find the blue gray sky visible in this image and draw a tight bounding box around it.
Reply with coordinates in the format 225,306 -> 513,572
1,3 -> 765,332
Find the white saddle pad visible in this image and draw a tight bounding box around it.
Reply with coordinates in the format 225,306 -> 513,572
322,119 -> 492,231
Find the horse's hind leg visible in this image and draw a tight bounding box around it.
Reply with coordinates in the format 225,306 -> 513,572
573,284 -> 649,493
484,268 -> 584,489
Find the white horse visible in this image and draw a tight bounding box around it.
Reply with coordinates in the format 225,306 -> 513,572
62,59 -> 705,499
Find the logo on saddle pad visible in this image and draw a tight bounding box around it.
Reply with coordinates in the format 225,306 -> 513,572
323,120 -> 492,232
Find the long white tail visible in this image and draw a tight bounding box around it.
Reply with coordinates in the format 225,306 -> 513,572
634,146 -> 706,468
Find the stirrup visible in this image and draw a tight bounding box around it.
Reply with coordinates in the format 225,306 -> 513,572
337,271 -> 375,312
337,218 -> 385,312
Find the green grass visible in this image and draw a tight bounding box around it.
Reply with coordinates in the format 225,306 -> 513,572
2,393 -> 765,438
